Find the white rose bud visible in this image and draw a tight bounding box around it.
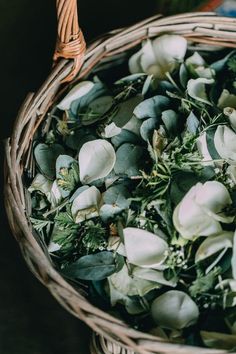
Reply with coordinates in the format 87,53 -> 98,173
151,290 -> 199,330
214,125 -> 236,163
173,181 -> 232,239
129,35 -> 187,79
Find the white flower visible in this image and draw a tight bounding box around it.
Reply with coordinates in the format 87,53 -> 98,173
186,52 -> 215,79
196,132 -> 213,165
173,181 -> 232,239
123,227 -> 168,270
129,35 -> 187,79
151,290 -> 199,330
224,107 -> 236,131
217,89 -> 236,109
214,125 -> 236,164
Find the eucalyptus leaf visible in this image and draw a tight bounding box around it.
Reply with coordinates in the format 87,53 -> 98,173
81,95 -> 114,125
140,118 -> 157,142
179,63 -> 188,88
79,139 -> 116,184
210,50 -> 236,72
170,171 -> 201,206
34,143 -> 65,180
63,251 -> 117,280
133,95 -> 170,119
113,95 -> 143,128
111,129 -> 141,148
100,204 -> 122,222
56,155 -> 77,178
114,143 -> 144,177
65,130 -> 97,151
186,111 -> 199,134
103,184 -> 130,209
161,110 -> 179,137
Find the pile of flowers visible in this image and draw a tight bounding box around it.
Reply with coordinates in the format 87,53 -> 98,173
29,34 -> 236,349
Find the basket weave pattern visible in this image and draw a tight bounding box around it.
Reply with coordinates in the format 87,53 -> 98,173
4,2 -> 236,352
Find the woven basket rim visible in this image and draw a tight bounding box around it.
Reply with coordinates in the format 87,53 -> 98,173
5,12 -> 236,354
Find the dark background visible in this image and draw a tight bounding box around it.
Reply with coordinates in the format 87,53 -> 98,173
0,1 -> 158,353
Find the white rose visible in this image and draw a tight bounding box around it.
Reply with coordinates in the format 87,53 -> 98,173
196,132 -> 213,165
173,181 -> 232,239
151,290 -> 199,330
129,35 -> 187,79
214,125 -> 236,163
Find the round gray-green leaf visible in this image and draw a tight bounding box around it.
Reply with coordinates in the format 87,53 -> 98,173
114,143 -> 144,177
140,118 -> 157,142
103,184 -> 130,209
56,155 -> 77,178
113,95 -> 143,128
133,95 -> 170,119
111,129 -> 140,148
63,251 -> 117,280
34,143 -> 65,180
79,139 -> 116,184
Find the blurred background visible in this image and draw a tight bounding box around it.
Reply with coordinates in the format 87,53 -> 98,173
0,0 -> 233,353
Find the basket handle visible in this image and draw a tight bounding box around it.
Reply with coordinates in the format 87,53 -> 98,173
53,0 -> 86,82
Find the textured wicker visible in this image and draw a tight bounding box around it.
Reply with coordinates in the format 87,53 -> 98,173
4,1 -> 236,352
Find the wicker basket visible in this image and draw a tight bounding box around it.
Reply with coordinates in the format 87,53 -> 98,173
4,1 -> 236,353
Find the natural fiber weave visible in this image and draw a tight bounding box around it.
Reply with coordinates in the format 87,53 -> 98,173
4,4 -> 236,353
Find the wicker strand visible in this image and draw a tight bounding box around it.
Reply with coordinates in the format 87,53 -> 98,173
53,0 -> 86,82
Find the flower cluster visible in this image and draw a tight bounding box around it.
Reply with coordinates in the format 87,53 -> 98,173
29,34 -> 236,350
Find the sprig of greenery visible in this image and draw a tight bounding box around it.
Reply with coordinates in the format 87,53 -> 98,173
57,162 -> 80,191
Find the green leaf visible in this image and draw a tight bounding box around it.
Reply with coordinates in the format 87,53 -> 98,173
114,143 -> 144,177
111,129 -> 141,148
113,95 -> 143,128
100,204 -> 123,222
210,50 -> 236,72
103,184 -> 130,209
65,130 -> 96,151
179,63 -> 188,88
133,95 -> 170,119
81,95 -> 114,125
63,251 -> 117,280
170,171 -> 200,206
186,111 -> 199,134
161,110 -> 179,137
34,143 -> 65,180
140,118 -> 157,142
